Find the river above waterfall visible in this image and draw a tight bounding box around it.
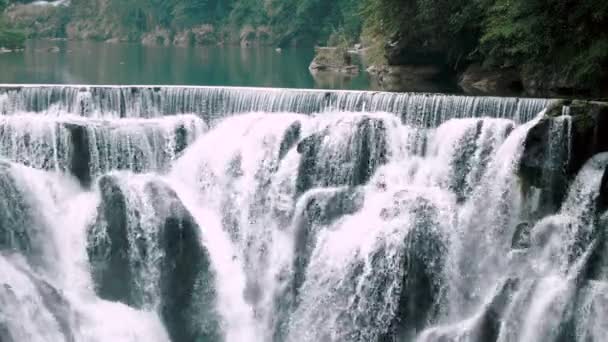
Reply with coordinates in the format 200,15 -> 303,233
0,40 -> 463,93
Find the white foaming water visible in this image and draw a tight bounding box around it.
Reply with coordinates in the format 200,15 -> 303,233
0,162 -> 170,342
0,113 -> 206,178
4,85 -> 608,342
168,180 -> 259,342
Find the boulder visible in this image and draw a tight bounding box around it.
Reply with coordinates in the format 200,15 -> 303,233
278,121 -> 302,161
521,65 -> 590,97
63,122 -> 92,187
382,193 -> 448,338
471,278 -> 520,342
172,30 -> 193,46
512,222 -> 533,250
141,27 -> 171,46
146,182 -> 221,342
309,47 -> 359,75
459,64 -> 523,95
87,176 -> 221,341
87,175 -> 133,304
518,101 -> 599,214
598,167 -> 608,213
238,25 -> 272,47
191,24 -> 216,46
292,187 -> 365,294
0,163 -> 33,253
418,278 -> 519,342
563,101 -> 608,177
295,116 -> 388,195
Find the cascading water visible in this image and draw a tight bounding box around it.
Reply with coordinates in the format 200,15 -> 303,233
1,85 -> 606,342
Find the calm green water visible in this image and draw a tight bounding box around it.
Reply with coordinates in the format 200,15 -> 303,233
0,39 -> 375,89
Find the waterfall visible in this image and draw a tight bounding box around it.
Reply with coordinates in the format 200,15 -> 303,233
0,85 -> 605,342
0,85 -> 550,124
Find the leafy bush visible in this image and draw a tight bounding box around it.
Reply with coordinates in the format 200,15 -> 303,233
0,28 -> 25,49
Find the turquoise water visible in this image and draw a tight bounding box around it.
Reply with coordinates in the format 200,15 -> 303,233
0,39 -> 376,89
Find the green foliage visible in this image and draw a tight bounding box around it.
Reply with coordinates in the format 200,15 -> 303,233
480,0 -> 608,86
0,27 -> 25,49
361,0 -> 608,89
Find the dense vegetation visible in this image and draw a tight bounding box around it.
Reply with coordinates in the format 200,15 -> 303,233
0,0 -> 25,49
1,0 -> 607,93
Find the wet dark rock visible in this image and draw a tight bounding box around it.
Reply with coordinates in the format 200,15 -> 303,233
147,182 -> 220,342
87,177 -> 220,342
521,101 -> 608,206
29,275 -> 76,342
519,111 -> 571,214
63,123 -> 92,187
174,124 -> 190,156
278,121 -> 302,161
0,323 -> 13,342
512,222 -> 532,250
292,187 -> 365,294
0,165 -> 32,252
383,194 -> 448,339
87,175 -> 133,305
564,101 -> 608,178
269,187 -> 365,341
598,167 -> 608,213
417,278 -> 519,342
449,119 -> 483,203
0,164 -> 49,262
472,278 -> 520,342
295,117 -> 388,195
582,214 -> 608,282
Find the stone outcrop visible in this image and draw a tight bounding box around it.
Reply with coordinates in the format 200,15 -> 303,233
309,47 -> 359,75
385,193 -> 448,337
173,24 -> 217,46
141,27 -> 172,46
87,176 -> 221,342
459,64 -> 523,95
295,116 -> 388,195
0,162 -> 34,253
239,25 -> 272,47
519,100 -> 608,212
